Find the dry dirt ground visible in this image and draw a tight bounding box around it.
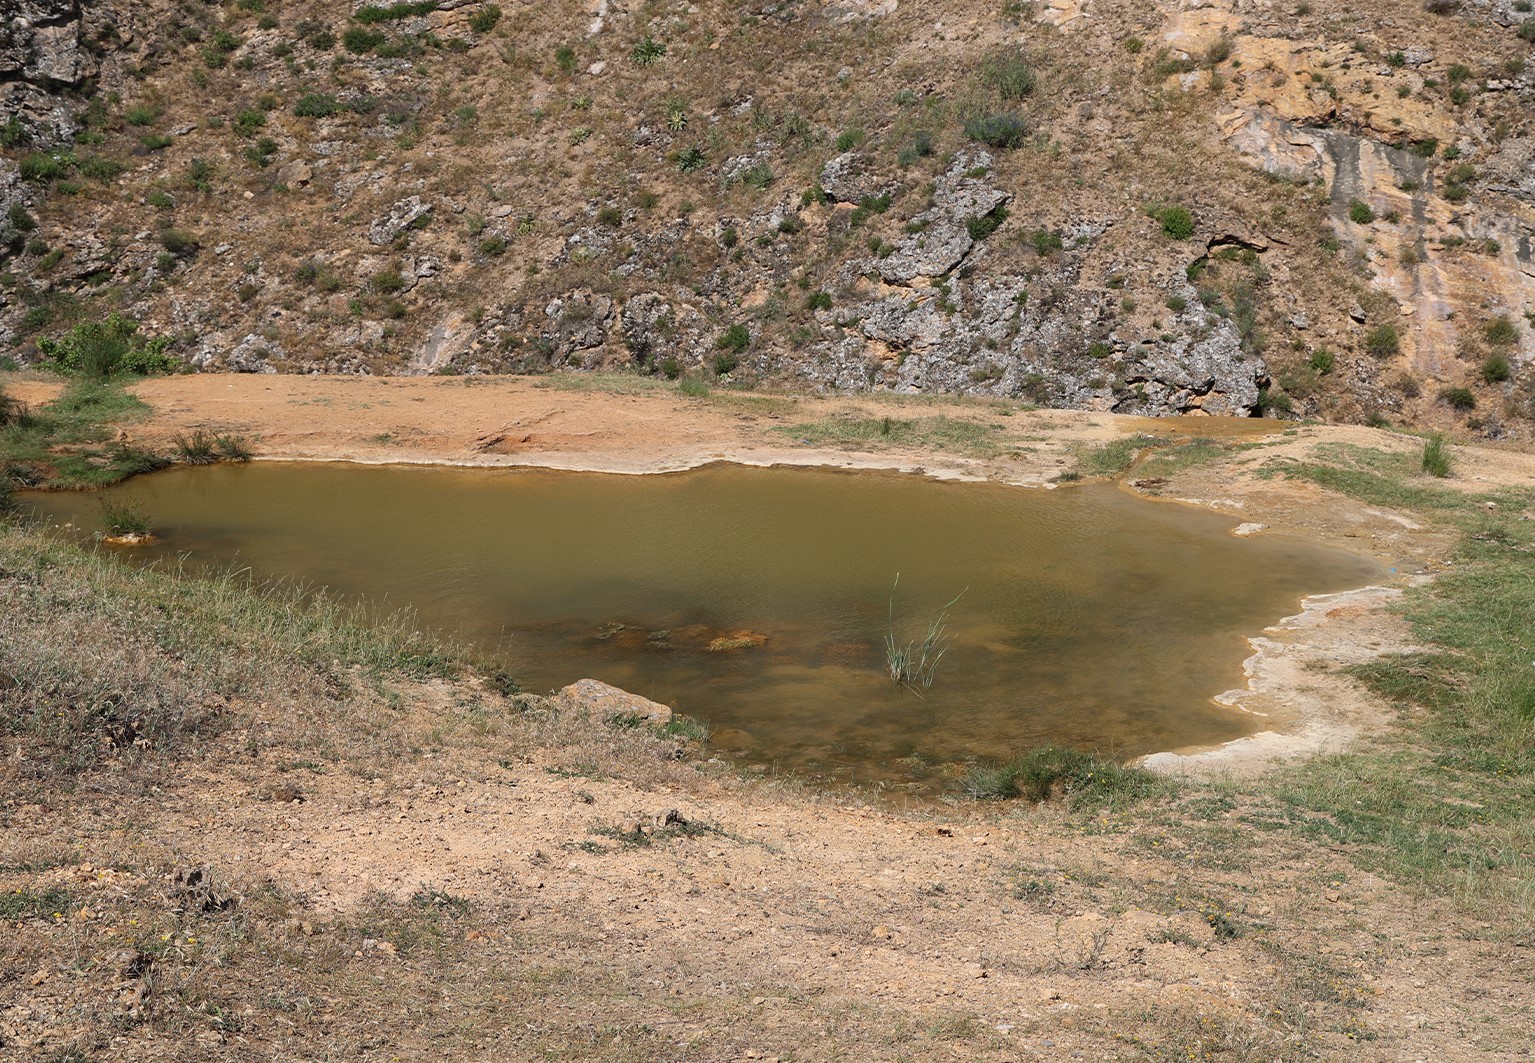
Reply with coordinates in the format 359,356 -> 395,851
5,375 -> 1535,1060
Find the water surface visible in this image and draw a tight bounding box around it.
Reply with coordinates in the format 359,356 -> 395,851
28,463 -> 1381,789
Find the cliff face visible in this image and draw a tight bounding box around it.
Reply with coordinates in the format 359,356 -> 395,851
2,0 -> 1532,429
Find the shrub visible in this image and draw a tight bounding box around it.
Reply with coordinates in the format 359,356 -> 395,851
293,93 -> 342,117
658,356 -> 681,379
19,152 -> 72,183
965,205 -> 1008,241
97,499 -> 151,538
125,104 -> 159,126
1484,315 -> 1518,348
555,45 -> 577,74
835,128 -> 866,152
712,351 -> 738,376
354,2 -> 438,23
1439,385 -> 1476,410
1481,354 -> 1511,383
1521,19 -> 1535,42
1030,228 -> 1063,255
77,155 -> 127,181
739,161 -> 774,190
1151,205 -> 1194,239
717,324 -> 750,353
216,434 -> 252,461
1420,434 -> 1451,476
1309,348 -> 1335,373
36,313 -> 175,377
371,266 -> 407,293
1364,323 -> 1400,358
174,430 -> 220,465
342,26 -> 385,53
980,45 -> 1037,99
805,290 -> 832,311
1165,295 -> 1187,313
245,137 -> 277,167
631,36 -> 665,65
468,4 -> 502,32
159,228 -> 200,256
963,111 -> 1028,149
676,146 -> 707,173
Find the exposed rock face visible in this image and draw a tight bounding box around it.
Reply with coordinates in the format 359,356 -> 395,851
1,0 -> 94,145
368,196 -> 433,246
877,150 -> 1010,284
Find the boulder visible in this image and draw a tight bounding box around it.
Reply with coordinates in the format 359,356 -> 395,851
556,679 -> 673,725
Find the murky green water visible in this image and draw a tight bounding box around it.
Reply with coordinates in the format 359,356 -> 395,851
27,463 -> 1381,789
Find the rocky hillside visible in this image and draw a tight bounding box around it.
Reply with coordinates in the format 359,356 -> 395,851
2,0 -> 1533,429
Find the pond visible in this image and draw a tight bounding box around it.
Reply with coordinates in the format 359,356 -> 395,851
27,462 -> 1383,790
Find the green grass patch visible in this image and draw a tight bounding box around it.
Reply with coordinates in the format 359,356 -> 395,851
962,745 -> 1168,810
1072,433 -> 1158,477
777,415 -> 1007,457
1251,443 -> 1535,923
1,379 -> 169,489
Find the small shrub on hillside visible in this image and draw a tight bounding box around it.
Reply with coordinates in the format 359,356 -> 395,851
342,26 -> 384,53
19,153 -> 72,183
1520,19 -> 1535,42
739,161 -> 774,190
354,1 -> 438,23
1030,228 -> 1063,255
1365,323 -> 1400,358
712,351 -> 738,376
717,324 -> 750,353
1439,385 -> 1476,410
469,4 -> 502,32
1484,315 -> 1518,348
1348,199 -> 1376,224
1481,354 -> 1511,384
158,228 -> 199,256
963,111 -> 1028,149
478,236 -> 507,257
631,36 -> 665,65
554,44 -> 577,74
1421,434 -> 1452,477
965,206 -> 1009,241
77,155 -> 127,181
835,128 -> 866,152
980,45 -> 1037,99
676,146 -> 707,173
1150,205 -> 1194,239
805,290 -> 832,311
1309,348 -> 1335,374
125,104 -> 158,126
293,93 -> 342,117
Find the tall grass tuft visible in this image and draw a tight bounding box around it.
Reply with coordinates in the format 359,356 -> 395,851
1421,434 -> 1452,477
883,575 -> 966,692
